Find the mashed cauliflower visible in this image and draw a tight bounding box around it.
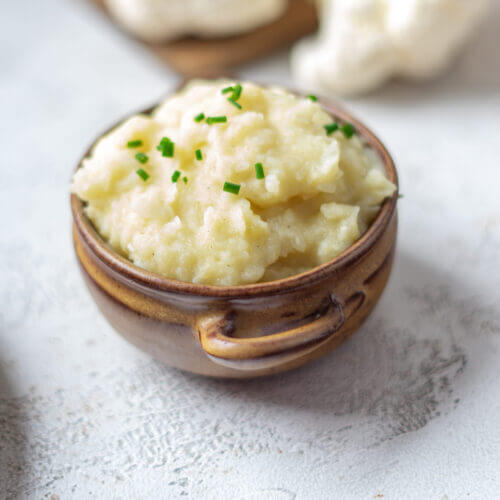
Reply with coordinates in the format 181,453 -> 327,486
72,80 -> 395,286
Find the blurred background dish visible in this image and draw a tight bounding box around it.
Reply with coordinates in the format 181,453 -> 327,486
103,0 -> 289,42
92,0 -> 318,76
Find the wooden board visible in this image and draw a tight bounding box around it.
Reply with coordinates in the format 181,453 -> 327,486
90,0 -> 318,76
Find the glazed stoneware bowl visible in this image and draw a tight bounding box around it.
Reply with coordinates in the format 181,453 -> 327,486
71,93 -> 398,378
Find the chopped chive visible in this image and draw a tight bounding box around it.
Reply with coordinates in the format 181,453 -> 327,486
156,137 -> 166,151
254,162 -> 265,179
194,112 -> 205,122
127,139 -> 143,148
227,98 -> 242,109
324,123 -> 339,136
136,168 -> 149,181
223,181 -> 240,195
183,176 -> 188,184
157,137 -> 174,157
195,149 -> 203,161
231,84 -> 242,101
135,152 -> 148,164
171,170 -> 181,183
162,142 -> 174,157
206,116 -> 227,125
341,123 -> 356,138
221,86 -> 234,94
307,94 -> 317,102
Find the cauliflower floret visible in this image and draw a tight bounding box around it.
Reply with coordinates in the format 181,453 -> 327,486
291,0 -> 490,95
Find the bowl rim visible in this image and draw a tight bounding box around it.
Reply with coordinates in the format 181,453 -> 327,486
71,83 -> 398,299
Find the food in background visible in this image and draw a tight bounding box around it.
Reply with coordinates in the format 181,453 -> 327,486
291,0 -> 490,95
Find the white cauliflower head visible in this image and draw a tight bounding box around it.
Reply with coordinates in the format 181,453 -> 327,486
104,0 -> 287,42
291,0 -> 490,95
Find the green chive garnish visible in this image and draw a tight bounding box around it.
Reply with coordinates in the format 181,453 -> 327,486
136,168 -> 149,181
254,162 -> 265,179
156,137 -> 166,151
223,182 -> 240,195
163,142 -> 174,157
157,137 -> 174,157
183,176 -> 188,184
194,112 -> 205,122
195,149 -> 203,161
231,84 -> 242,101
127,140 -> 143,148
171,170 -> 181,183
324,123 -> 339,135
222,84 -> 243,103
206,116 -> 227,125
135,152 -> 148,164
227,98 -> 242,109
307,95 -> 317,102
341,123 -> 356,139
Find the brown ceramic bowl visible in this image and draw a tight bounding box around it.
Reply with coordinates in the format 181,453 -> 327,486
71,90 -> 398,378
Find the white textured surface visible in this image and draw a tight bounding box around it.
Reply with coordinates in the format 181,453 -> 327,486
1,1 -> 500,498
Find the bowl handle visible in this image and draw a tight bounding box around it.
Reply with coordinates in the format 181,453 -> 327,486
196,294 -> 345,372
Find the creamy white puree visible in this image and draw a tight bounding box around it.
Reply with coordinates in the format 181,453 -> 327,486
72,80 -> 395,285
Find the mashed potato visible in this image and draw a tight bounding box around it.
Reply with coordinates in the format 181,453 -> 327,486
72,80 -> 395,286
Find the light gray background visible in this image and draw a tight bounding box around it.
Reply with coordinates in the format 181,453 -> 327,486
1,1 -> 499,498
